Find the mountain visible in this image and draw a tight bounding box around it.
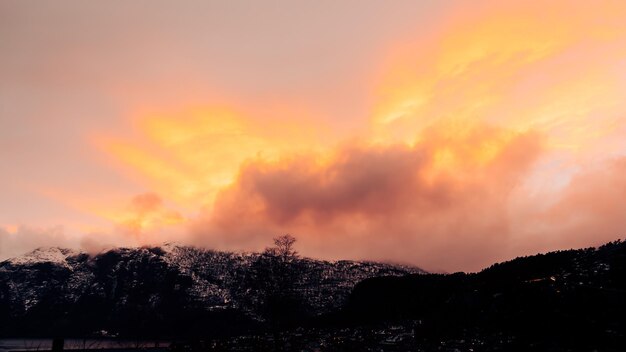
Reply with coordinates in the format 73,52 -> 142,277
0,244 -> 424,337
2,241 -> 624,350
342,239 -> 626,351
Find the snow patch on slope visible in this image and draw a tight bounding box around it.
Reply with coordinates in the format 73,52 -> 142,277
6,247 -> 80,269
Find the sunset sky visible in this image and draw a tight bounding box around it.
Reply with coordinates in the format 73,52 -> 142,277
2,0 -> 626,271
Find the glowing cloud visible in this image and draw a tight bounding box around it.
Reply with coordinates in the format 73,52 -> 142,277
97,107 -> 335,210
196,123 -> 544,270
371,0 -> 626,155
76,0 -> 626,271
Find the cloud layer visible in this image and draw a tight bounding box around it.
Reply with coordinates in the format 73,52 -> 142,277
3,1 -> 626,271
196,123 -> 544,271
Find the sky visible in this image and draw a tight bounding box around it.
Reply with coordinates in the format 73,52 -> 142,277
1,0 -> 626,272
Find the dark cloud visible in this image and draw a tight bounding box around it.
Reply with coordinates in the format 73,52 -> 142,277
193,125 -> 545,271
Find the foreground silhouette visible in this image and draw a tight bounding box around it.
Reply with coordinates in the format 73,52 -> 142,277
342,239 -> 625,351
1,239 -> 624,351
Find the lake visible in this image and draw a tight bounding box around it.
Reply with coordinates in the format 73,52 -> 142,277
0,339 -> 169,352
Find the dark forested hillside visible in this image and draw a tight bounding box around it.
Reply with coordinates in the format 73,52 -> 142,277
1,240 -> 625,351
344,240 -> 626,351
0,243 -> 422,338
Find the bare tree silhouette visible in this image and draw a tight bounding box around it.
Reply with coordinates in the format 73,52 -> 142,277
268,234 -> 298,260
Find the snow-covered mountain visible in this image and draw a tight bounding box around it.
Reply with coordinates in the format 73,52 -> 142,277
0,245 -> 424,336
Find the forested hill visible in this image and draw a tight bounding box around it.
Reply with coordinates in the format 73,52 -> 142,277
1,239 -> 624,350
345,240 -> 626,351
0,243 -> 423,337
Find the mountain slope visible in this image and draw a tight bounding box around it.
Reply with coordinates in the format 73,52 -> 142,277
0,244 -> 424,337
344,240 -> 626,351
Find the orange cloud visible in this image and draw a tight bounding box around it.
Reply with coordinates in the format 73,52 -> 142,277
371,0 -> 626,153
195,123 -> 544,271
96,107 -> 336,210
85,0 -> 626,271
113,192 -> 184,238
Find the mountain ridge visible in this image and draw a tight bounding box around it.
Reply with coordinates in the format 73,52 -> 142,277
0,244 -> 424,337
2,240 -> 624,350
